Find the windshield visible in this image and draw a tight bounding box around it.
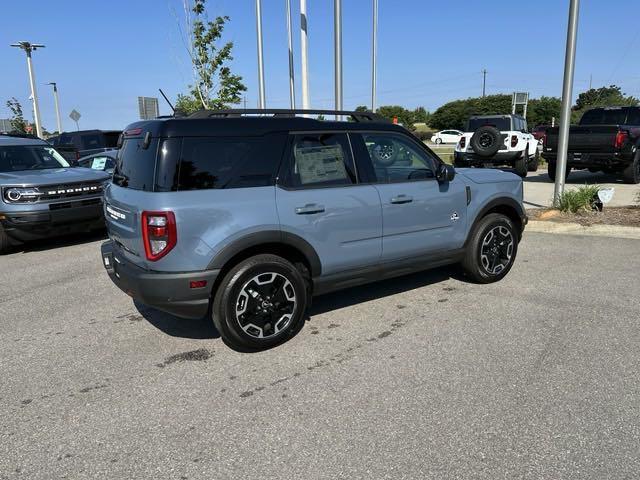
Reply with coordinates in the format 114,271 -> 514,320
467,117 -> 511,132
0,145 -> 70,172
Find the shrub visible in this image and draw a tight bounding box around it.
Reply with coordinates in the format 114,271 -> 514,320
553,185 -> 601,213
413,130 -> 434,141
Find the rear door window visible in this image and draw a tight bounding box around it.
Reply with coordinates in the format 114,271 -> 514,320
282,133 -> 356,188
177,134 -> 286,191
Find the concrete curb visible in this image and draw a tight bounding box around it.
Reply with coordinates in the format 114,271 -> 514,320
527,220 -> 640,240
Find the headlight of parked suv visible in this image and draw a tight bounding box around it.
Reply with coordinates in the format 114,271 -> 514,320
2,187 -> 43,203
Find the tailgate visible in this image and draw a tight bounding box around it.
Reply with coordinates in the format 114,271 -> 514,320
545,125 -> 620,154
104,185 -> 146,268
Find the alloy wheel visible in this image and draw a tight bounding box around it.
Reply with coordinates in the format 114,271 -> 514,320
480,226 -> 514,275
235,272 -> 297,339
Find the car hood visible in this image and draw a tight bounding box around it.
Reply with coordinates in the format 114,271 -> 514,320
0,167 -> 110,186
456,168 -> 521,184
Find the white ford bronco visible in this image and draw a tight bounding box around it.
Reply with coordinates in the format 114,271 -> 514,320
454,114 -> 540,177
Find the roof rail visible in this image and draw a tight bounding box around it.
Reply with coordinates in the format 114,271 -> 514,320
187,108 -> 388,123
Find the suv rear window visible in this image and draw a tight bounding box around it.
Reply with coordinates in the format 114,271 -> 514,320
112,134 -> 286,192
580,108 -> 628,125
467,117 -> 512,132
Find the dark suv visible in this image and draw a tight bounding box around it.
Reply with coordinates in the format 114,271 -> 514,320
101,110 -> 526,350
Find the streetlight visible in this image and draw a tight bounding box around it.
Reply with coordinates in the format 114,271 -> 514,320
10,41 -> 45,138
371,0 -> 378,112
255,0 -> 266,109
47,82 -> 63,134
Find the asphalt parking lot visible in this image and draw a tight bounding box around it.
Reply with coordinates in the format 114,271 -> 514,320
1,231 -> 639,479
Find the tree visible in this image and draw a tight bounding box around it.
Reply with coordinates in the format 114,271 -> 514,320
526,96 -> 562,127
429,94 -> 512,130
412,106 -> 430,125
6,97 -> 27,133
574,85 -> 638,111
175,0 -> 246,114
355,105 -> 371,112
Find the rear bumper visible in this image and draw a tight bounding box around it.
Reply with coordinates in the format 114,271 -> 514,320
0,199 -> 104,242
454,151 -> 520,165
542,152 -> 633,168
101,240 -> 219,320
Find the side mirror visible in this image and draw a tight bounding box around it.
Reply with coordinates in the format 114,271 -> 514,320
436,163 -> 455,183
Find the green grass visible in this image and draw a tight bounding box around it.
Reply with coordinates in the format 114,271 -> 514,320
553,185 -> 601,213
424,142 -> 454,164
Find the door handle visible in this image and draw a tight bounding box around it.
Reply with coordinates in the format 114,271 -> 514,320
390,195 -> 413,204
295,203 -> 325,215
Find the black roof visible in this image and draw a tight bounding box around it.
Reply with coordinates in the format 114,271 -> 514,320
123,109 -> 407,138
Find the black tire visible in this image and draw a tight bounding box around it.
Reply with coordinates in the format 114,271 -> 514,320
0,224 -> 12,254
212,254 -> 308,350
514,148 -> 528,178
462,213 -> 518,284
622,151 -> 640,184
527,148 -> 540,172
469,126 -> 502,158
548,161 -> 571,182
435,138 -> 443,145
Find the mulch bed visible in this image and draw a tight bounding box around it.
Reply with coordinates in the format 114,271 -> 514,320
527,206 -> 640,227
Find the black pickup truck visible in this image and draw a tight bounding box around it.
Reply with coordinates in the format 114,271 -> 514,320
543,106 -> 640,184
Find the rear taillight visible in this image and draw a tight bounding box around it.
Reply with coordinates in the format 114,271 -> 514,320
511,135 -> 518,148
141,211 -> 177,261
614,131 -> 629,149
458,137 -> 466,149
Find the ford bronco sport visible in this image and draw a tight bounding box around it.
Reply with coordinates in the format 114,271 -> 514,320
101,109 -> 527,350
0,135 -> 111,253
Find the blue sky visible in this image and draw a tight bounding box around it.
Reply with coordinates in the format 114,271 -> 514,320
1,0 -> 639,131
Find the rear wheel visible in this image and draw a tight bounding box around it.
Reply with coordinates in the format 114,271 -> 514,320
435,138 -> 443,145
212,254 -> 308,350
462,213 -> 518,283
527,148 -> 540,172
548,160 -> 571,182
0,224 -> 12,254
622,151 -> 640,184
514,148 -> 528,178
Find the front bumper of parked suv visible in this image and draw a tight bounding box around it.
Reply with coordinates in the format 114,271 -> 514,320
0,197 -> 105,242
101,240 -> 220,320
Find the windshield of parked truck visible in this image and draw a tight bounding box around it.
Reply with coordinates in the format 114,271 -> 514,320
0,145 -> 70,172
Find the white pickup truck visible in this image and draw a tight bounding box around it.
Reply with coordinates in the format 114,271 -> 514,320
453,114 -> 540,177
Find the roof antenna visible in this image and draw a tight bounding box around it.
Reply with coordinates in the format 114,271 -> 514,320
158,88 -> 175,114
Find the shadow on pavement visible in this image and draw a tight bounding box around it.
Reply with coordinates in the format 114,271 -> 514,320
134,300 -> 220,340
134,265 -> 463,343
11,229 -> 108,254
310,265 -> 460,317
523,169 -> 626,184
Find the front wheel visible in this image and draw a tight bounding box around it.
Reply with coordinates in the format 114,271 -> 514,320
0,224 -> 12,254
461,213 -> 518,283
212,254 -> 308,350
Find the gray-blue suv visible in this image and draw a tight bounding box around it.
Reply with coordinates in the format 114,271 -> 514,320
0,135 -> 110,253
101,110 -> 527,350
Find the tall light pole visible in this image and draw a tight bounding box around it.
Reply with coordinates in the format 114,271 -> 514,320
11,41 -> 45,138
300,0 -> 310,111
371,0 -> 378,112
482,69 -> 487,97
255,0 -> 266,109
47,82 -> 63,134
286,0 -> 296,109
334,0 -> 343,119
553,0 -> 580,205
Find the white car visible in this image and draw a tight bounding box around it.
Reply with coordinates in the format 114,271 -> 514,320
453,114 -> 540,178
430,129 -> 463,144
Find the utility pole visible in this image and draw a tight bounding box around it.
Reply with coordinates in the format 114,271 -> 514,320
589,73 -> 592,90
482,69 -> 487,97
553,0 -> 580,205
286,0 -> 296,109
11,41 -> 45,138
47,82 -> 63,134
371,0 -> 378,112
334,0 -> 343,119
300,0 -> 310,111
255,0 -> 266,109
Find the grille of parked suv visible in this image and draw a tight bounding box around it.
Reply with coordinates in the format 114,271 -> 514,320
37,182 -> 104,202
